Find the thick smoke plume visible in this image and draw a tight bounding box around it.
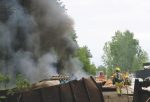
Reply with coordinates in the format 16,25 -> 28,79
0,0 -> 85,84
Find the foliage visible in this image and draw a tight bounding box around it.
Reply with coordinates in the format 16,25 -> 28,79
15,74 -> 30,90
7,89 -> 15,96
0,73 -> 5,83
76,46 -> 96,75
0,96 -> 7,102
0,73 -> 8,102
0,73 -> 10,89
96,65 -> 107,75
0,74 -> 31,102
102,30 -> 148,76
70,30 -> 78,44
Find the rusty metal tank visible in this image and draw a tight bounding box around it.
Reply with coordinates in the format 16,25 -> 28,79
0,76 -> 104,102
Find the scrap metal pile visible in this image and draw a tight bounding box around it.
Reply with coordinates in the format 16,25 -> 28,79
133,78 -> 150,102
0,77 -> 104,102
31,75 -> 70,89
39,75 -> 70,82
136,63 -> 150,79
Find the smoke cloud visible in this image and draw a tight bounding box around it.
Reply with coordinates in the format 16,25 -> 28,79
0,0 -> 85,84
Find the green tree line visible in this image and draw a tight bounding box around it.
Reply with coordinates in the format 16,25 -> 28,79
73,30 -> 149,76
102,30 -> 149,76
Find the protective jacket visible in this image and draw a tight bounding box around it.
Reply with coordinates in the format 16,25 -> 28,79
113,72 -> 124,83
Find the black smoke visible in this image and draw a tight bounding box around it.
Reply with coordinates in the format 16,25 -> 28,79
0,0 -> 81,83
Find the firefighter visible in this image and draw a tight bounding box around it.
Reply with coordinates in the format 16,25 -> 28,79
113,67 -> 124,96
123,72 -> 131,85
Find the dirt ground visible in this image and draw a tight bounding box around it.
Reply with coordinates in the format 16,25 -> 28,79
103,92 -> 133,102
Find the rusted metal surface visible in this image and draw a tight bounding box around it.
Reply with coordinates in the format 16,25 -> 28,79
0,77 -> 104,102
82,78 -> 92,102
90,76 -> 105,102
133,79 -> 150,102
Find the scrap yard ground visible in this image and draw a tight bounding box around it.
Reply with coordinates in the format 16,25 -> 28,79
103,92 -> 133,102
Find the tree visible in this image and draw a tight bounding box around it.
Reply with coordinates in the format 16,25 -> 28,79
102,30 -> 148,76
15,73 -> 30,90
70,30 -> 78,44
0,73 -> 10,89
76,46 -> 96,75
0,73 -> 5,89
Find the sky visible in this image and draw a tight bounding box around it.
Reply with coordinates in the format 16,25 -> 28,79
62,0 -> 150,66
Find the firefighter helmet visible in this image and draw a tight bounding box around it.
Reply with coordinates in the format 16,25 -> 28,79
115,67 -> 120,72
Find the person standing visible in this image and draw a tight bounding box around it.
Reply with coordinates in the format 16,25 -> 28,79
112,67 -> 124,96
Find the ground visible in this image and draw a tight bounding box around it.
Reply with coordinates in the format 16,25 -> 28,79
103,92 -> 133,102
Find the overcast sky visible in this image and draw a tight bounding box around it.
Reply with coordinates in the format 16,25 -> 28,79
62,0 -> 150,66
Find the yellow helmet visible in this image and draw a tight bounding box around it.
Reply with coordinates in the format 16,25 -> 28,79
115,67 -> 120,71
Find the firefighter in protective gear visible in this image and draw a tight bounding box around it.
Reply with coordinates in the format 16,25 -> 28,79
123,72 -> 131,85
113,67 -> 124,96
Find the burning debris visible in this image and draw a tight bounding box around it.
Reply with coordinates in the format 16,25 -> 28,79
0,0 -> 84,87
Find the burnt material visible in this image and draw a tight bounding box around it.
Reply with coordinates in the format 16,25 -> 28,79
136,63 -> 150,79
0,77 -> 104,102
135,69 -> 150,79
133,79 -> 150,102
136,62 -> 150,79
